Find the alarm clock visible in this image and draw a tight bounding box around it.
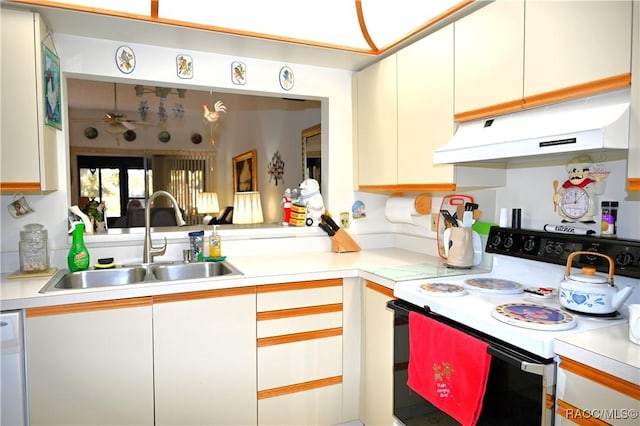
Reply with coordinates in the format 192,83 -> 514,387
559,186 -> 592,221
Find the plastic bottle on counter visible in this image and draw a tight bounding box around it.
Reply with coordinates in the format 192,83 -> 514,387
209,225 -> 222,258
189,230 -> 204,261
601,201 -> 618,238
68,223 -> 90,272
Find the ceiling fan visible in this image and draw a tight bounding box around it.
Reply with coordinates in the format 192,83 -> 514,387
103,83 -> 142,134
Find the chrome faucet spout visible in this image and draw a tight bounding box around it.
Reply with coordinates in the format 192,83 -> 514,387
143,190 -> 185,263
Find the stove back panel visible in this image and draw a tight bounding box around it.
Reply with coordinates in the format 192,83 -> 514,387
485,227 -> 640,279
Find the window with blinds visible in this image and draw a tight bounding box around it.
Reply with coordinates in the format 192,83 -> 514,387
154,153 -> 215,225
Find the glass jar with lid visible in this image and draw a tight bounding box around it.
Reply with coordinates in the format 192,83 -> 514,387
19,223 -> 49,272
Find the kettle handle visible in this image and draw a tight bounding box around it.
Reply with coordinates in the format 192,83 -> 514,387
565,251 -> 615,283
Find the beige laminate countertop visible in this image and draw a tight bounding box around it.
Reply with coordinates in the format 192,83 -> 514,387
555,323 -> 640,385
0,248 -> 457,311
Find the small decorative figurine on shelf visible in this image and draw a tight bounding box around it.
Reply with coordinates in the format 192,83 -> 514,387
298,178 -> 324,226
553,155 -> 608,223
282,188 -> 292,225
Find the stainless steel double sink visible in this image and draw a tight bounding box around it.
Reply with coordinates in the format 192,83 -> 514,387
39,261 -> 243,293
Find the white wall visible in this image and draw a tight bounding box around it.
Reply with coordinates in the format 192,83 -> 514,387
0,31 -> 363,272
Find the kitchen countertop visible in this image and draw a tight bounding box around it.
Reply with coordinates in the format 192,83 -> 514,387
1,248 -> 472,311
2,246 -> 637,386
555,323 -> 640,384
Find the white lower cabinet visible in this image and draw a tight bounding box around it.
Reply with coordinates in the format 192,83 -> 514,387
363,281 -> 396,426
153,288 -> 257,426
26,298 -> 155,426
256,279 -> 344,425
555,356 -> 640,425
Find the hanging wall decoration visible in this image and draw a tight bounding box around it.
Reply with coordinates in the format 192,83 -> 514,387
203,91 -> 227,146
267,150 -> 285,186
43,44 -> 62,129
231,61 -> 246,85
115,45 -> 135,74
176,54 -> 193,79
279,66 -> 294,91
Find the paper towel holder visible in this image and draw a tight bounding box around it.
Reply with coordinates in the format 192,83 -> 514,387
388,192 -> 432,215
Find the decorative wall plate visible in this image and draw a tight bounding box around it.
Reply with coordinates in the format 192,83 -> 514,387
191,133 -> 203,144
115,45 -> 135,74
176,54 -> 193,79
84,127 -> 98,139
158,131 -> 171,143
231,61 -> 246,85
123,130 -> 136,141
279,66 -> 294,91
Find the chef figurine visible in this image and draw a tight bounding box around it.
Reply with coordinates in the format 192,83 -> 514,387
554,155 -> 606,223
281,188 -> 292,225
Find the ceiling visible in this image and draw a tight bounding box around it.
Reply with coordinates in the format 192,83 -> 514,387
4,0 -> 489,71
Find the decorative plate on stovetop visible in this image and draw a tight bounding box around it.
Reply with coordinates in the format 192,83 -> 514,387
419,283 -> 467,297
492,303 -> 576,331
464,278 -> 524,294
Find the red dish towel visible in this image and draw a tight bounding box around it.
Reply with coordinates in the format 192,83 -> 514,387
407,311 -> 492,426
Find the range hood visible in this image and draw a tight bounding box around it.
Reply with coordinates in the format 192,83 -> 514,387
434,88 -> 630,165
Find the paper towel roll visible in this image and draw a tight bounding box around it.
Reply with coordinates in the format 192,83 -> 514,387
385,197 -> 420,224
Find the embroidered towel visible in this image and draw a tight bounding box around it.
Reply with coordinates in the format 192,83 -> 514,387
407,311 -> 492,426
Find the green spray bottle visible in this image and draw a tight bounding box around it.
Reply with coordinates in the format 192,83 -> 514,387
68,223 -> 90,272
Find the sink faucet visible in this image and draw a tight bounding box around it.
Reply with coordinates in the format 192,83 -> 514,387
143,190 -> 186,263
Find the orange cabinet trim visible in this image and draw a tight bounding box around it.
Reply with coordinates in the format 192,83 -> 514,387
559,356 -> 640,400
26,297 -> 152,317
257,303 -> 342,321
365,281 -> 395,298
557,399 -> 612,426
455,74 -> 631,123
359,184 -> 456,193
256,279 -> 342,294
0,182 -> 42,192
257,327 -> 342,347
257,375 -> 342,400
628,178 -> 640,192
153,286 -> 256,304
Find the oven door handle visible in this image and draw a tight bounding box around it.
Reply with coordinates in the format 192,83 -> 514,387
487,346 -> 553,378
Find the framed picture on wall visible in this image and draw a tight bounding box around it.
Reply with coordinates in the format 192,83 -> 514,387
232,150 -> 257,192
43,44 -> 62,130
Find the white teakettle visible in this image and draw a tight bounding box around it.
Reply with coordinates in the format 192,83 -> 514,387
558,251 -> 633,314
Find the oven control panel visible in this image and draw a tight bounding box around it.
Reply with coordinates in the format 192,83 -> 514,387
485,227 -> 640,279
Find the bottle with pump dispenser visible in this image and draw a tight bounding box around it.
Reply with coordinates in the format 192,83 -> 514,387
68,223 -> 90,271
209,225 -> 222,258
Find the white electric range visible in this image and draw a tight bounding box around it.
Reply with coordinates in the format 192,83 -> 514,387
393,227 -> 640,359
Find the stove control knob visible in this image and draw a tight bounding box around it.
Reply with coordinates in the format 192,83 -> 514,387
490,235 -> 501,247
615,251 -> 634,267
523,239 -> 536,252
503,236 -> 514,249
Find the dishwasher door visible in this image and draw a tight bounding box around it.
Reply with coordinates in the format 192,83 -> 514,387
1,310 -> 28,425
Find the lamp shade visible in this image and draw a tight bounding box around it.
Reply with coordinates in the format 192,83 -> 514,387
233,192 -> 264,224
197,192 -> 220,214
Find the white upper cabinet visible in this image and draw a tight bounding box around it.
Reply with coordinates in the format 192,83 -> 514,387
356,54 -> 398,186
1,8 -> 58,192
397,25 -> 455,184
524,0 -> 633,97
454,0 -> 525,115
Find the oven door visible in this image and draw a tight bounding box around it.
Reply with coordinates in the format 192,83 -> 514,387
388,299 -> 556,426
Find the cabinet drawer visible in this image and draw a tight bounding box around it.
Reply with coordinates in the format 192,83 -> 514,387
258,335 -> 342,390
258,311 -> 342,338
258,382 -> 342,425
257,280 -> 342,311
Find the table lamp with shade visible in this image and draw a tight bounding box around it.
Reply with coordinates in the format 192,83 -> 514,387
232,192 -> 264,224
196,192 -> 220,224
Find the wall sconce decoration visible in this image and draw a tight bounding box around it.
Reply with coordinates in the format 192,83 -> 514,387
84,127 -> 98,139
267,150 -> 285,186
233,192 -> 264,224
